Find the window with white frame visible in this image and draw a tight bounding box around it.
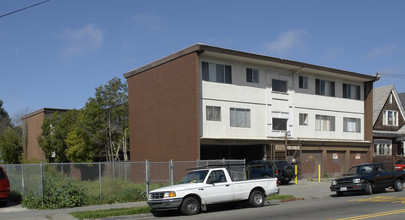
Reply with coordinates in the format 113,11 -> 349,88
299,76 -> 308,89
206,106 -> 221,121
299,113 -> 308,126
272,79 -> 288,93
374,140 -> 392,156
343,117 -> 361,133
246,68 -> 259,83
383,110 -> 398,126
230,108 -> 251,128
343,83 -> 361,100
202,61 -> 232,84
315,79 -> 335,97
315,115 -> 335,131
272,118 -> 288,131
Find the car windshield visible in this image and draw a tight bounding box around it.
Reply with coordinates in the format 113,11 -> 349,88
346,165 -> 373,175
396,160 -> 405,164
180,170 -> 209,184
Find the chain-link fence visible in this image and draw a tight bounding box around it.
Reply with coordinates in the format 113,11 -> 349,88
1,159 -> 244,203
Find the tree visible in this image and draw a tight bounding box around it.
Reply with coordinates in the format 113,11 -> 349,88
0,100 -> 12,132
0,127 -> 23,164
37,111 -> 77,162
93,77 -> 128,161
37,76 -> 129,162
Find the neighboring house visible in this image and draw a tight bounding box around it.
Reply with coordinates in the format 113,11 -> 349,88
373,85 -> 405,169
21,108 -> 68,161
124,44 -> 378,178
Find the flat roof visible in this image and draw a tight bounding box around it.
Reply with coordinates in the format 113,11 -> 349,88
20,108 -> 70,120
124,43 -> 377,82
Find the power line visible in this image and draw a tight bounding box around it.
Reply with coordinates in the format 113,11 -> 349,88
0,0 -> 51,19
378,72 -> 405,79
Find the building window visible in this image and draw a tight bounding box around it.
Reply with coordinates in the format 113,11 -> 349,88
230,108 -> 251,128
343,117 -> 361,133
202,61 -> 232,84
299,76 -> 308,89
343,83 -> 361,100
389,94 -> 393,104
383,110 -> 398,126
374,140 -> 392,156
315,79 -> 335,97
272,79 -> 288,93
206,106 -> 221,121
272,118 -> 288,131
315,115 -> 335,131
299,113 -> 308,126
246,68 -> 259,83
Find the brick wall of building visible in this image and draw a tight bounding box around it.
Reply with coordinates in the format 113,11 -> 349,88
127,52 -> 200,162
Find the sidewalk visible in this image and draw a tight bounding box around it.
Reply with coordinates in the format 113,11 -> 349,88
279,178 -> 333,200
0,179 -> 334,220
0,201 -> 148,220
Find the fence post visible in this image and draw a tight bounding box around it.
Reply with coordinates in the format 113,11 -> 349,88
99,162 -> 102,202
21,164 -> 25,195
145,160 -> 150,196
40,162 -> 44,207
112,161 -> 115,179
169,159 -> 174,186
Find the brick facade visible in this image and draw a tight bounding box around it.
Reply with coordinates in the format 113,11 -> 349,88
127,52 -> 200,161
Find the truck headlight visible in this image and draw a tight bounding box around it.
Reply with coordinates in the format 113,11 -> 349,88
164,191 -> 176,198
148,194 -> 152,200
332,180 -> 337,185
353,178 -> 361,184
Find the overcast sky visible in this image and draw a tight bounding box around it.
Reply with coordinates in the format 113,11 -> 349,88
1,0 -> 405,121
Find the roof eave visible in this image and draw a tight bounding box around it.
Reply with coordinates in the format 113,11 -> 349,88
123,44 -> 378,82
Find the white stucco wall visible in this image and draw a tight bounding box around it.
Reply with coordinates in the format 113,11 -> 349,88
199,56 -> 365,142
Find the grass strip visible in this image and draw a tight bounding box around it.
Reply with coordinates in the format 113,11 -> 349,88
267,194 -> 295,200
70,206 -> 151,220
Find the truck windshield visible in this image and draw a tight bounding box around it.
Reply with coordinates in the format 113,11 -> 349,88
346,165 -> 373,175
180,170 -> 209,184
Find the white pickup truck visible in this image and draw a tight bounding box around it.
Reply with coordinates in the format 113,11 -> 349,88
147,166 -> 280,215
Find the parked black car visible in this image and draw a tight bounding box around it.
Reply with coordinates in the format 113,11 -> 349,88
330,163 -> 405,196
246,160 -> 296,184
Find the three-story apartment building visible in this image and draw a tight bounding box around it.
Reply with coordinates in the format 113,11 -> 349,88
124,44 -> 378,178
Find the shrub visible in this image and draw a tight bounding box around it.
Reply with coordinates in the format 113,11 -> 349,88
21,193 -> 42,209
22,167 -> 87,209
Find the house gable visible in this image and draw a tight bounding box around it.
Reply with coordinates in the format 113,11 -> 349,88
374,87 -> 405,131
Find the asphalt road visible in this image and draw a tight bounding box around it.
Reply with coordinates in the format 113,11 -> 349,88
108,189 -> 405,220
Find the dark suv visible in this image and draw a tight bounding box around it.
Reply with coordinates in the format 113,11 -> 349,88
247,160 -> 296,184
0,166 -> 10,205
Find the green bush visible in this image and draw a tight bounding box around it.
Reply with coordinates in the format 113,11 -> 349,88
19,166 -> 164,209
21,193 -> 42,209
21,167 -> 87,209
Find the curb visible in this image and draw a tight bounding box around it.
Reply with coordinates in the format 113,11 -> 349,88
281,198 -> 304,202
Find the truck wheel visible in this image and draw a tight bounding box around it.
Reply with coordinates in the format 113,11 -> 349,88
180,197 -> 200,215
394,179 -> 403,192
365,182 -> 373,195
249,190 -> 265,207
